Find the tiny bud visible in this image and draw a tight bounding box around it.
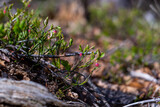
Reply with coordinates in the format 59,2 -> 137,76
79,52 -> 83,56
95,63 -> 99,67
28,29 -> 31,33
53,30 -> 57,34
47,35 -> 51,40
3,9 -> 6,14
28,4 -> 31,7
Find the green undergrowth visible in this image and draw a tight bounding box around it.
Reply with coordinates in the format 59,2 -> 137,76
88,4 -> 160,90
89,4 -> 160,69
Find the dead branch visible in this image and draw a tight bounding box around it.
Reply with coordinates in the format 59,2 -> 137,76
124,97 -> 160,107
130,70 -> 158,83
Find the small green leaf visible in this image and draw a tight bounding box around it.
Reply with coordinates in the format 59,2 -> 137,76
56,58 -> 61,68
61,60 -> 71,71
69,38 -> 73,47
83,45 -> 89,53
20,20 -> 25,30
57,26 -> 61,30
9,4 -> 13,10
0,24 -> 4,32
78,79 -> 88,85
91,52 -> 95,60
3,2 -> 6,6
79,45 -> 83,52
100,52 -> 105,58
96,50 -> 101,60
50,24 -> 54,30
13,19 -> 20,33
78,64 -> 88,68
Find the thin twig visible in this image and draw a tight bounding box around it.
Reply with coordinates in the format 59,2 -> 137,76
6,45 -> 27,54
17,39 -> 35,43
40,59 -> 60,70
154,0 -> 160,15
152,86 -> 160,98
124,98 -> 160,107
150,4 -> 160,18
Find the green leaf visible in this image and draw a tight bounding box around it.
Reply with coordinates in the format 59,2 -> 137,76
13,19 -> 20,34
50,24 -> 54,30
56,58 -> 61,68
20,20 -> 25,30
79,45 -> 83,52
96,50 -> 101,60
78,78 -> 88,85
91,52 -> 95,60
69,38 -> 73,47
9,4 -> 13,10
3,2 -> 6,6
61,60 -> 71,71
0,24 -> 4,32
100,52 -> 105,58
83,45 -> 89,53
57,26 -> 61,30
78,64 -> 88,68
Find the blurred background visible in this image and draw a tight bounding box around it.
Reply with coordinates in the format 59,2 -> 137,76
1,0 -> 160,106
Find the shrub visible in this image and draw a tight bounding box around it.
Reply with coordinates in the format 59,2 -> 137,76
0,0 -> 104,87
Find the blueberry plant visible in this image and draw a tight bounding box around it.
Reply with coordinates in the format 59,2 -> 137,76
0,0 -> 104,94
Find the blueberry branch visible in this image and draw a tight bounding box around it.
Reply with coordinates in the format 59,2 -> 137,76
18,52 -> 93,58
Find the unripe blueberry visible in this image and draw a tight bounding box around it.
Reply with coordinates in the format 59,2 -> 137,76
3,9 -> 6,14
95,63 -> 99,67
53,30 -> 57,34
79,52 -> 82,56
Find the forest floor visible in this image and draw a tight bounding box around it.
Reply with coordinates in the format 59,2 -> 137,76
1,29 -> 160,107
1,0 -> 160,107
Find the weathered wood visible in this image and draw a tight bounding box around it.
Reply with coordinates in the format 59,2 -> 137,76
0,78 -> 85,107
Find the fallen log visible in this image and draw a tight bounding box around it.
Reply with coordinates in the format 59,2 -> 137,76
0,78 -> 85,107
